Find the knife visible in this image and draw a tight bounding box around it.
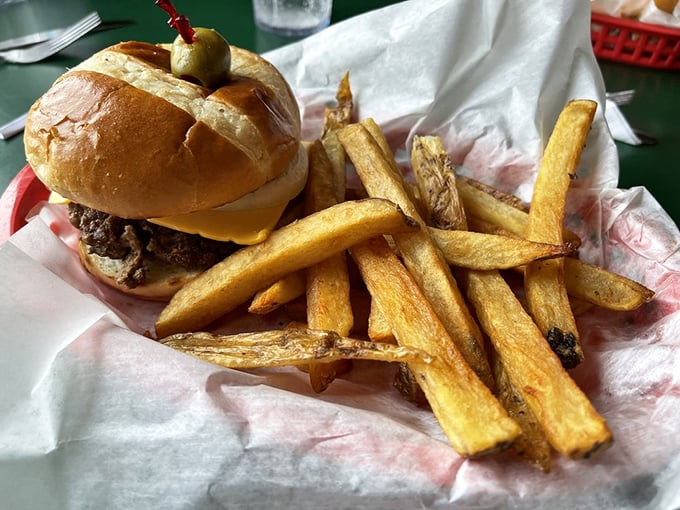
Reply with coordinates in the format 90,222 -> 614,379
0,20 -> 135,51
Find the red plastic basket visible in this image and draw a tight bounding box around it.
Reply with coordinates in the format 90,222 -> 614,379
591,12 -> 680,70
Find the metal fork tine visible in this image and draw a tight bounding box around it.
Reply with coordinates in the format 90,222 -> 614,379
20,13 -> 99,60
0,11 -> 100,63
46,13 -> 100,51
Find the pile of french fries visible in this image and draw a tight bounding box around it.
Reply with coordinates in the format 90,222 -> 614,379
154,74 -> 654,472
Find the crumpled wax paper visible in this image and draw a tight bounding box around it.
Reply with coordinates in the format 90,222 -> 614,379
1,0 -> 679,508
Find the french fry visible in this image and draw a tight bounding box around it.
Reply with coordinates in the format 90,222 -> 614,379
456,177 -> 531,237
155,198 -> 419,337
303,74 -> 355,392
461,176 -> 528,211
360,118 -> 426,219
367,299 -> 396,344
305,255 -> 353,392
358,118 -> 396,172
248,271 -> 306,314
456,177 -> 582,248
527,268 -> 579,367
411,135 -> 468,231
304,140 -> 354,392
461,269 -> 612,460
159,328 -> 432,368
428,227 -> 575,270
492,352 -> 552,472
411,133 -> 561,470
514,258 -> 654,312
524,99 -> 597,368
468,192 -> 653,312
350,236 -> 520,457
322,71 -> 353,136
338,122 -> 494,389
563,257 -> 654,311
408,133 -> 479,406
321,71 -> 352,203
526,100 -> 596,243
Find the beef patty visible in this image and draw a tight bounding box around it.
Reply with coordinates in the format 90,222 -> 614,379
68,203 -> 238,288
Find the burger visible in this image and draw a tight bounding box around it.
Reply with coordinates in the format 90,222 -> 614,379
23,33 -> 307,300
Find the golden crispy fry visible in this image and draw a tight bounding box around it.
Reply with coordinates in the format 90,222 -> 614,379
569,296 -> 595,316
470,218 -> 653,312
525,249 -> 580,368
515,258 -> 654,312
320,131 -> 346,203
248,271 -> 306,314
524,100 -> 597,368
457,177 -> 582,248
305,139 -> 345,213
463,176 -> 528,211
306,255 -> 353,392
408,133 -> 480,412
321,72 -> 352,202
461,269 -> 612,460
360,118 -> 427,217
466,215 -> 523,238
526,100 -> 596,244
428,228 -> 575,269
563,257 -> 654,311
304,140 -> 354,392
159,328 -> 432,368
350,237 -> 520,457
457,177 -> 530,236
322,71 -> 353,136
411,135 -> 468,231
492,352 -> 552,472
338,122 -> 494,388
155,198 -> 419,337
367,299 -> 396,344
358,118 -> 396,172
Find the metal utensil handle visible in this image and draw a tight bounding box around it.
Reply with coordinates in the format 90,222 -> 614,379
0,112 -> 28,141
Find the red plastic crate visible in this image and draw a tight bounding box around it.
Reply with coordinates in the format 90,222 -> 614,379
591,12 -> 680,70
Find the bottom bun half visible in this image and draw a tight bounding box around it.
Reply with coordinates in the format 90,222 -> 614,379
78,241 -> 201,301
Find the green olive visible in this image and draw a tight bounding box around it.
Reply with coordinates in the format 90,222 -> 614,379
170,27 -> 231,89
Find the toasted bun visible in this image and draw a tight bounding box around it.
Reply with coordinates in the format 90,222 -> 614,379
78,241 -> 200,300
24,42 -> 302,219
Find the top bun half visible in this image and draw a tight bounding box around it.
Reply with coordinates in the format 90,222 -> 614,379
24,42 -> 302,219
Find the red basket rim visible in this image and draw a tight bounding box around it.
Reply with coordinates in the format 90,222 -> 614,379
0,164 -> 50,244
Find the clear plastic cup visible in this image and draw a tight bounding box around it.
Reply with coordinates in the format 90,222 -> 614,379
252,0 -> 333,37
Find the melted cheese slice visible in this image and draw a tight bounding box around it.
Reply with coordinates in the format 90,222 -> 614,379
49,144 -> 308,245
148,203 -> 287,245
51,191 -> 288,245
53,195 -> 292,246
49,191 -> 70,204
148,148 -> 308,244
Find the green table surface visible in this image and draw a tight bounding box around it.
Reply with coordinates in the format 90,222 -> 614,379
1,0 -> 678,227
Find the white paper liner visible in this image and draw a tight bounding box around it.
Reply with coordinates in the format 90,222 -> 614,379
1,0 -> 680,508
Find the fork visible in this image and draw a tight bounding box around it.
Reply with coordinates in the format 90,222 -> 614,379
0,11 -> 101,64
